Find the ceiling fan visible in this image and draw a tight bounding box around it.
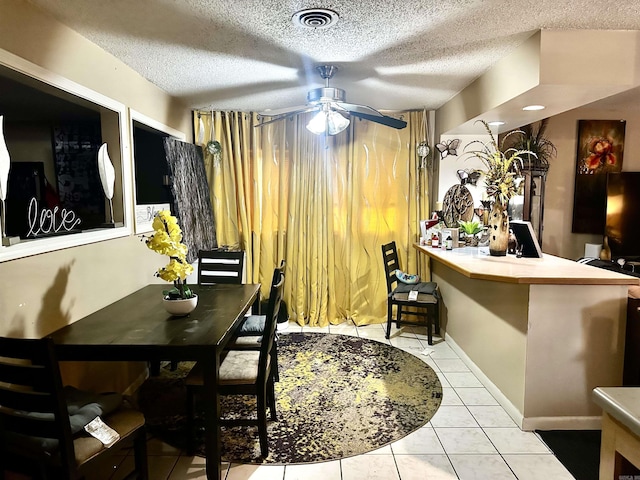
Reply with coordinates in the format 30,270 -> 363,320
256,65 -> 407,135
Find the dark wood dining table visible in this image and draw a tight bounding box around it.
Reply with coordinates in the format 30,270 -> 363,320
47,283 -> 261,480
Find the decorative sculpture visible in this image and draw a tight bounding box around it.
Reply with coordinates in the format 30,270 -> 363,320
0,116 -> 19,246
0,116 -> 9,241
97,143 -> 116,225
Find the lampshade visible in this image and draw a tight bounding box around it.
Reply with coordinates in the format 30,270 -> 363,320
306,110 -> 350,135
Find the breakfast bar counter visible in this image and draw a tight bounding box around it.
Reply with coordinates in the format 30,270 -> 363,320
415,244 -> 639,431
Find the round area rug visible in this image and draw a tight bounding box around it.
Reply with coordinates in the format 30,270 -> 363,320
138,332 -> 442,464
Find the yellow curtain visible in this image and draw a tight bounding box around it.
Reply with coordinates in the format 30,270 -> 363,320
194,110 -> 431,326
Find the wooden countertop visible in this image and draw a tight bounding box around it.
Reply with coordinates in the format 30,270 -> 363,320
415,244 -> 640,285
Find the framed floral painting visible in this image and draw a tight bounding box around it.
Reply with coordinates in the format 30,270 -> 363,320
572,119 -> 626,234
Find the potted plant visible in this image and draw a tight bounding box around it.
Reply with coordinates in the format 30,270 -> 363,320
458,220 -> 484,246
144,210 -> 197,315
503,118 -> 557,172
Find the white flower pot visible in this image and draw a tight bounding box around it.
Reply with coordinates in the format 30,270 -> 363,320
162,294 -> 198,316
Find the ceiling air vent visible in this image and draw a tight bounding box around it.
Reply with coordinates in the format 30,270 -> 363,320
292,8 -> 339,29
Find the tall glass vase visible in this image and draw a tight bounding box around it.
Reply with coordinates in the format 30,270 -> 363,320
489,200 -> 509,256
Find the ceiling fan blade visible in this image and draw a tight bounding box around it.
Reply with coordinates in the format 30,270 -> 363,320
349,110 -> 407,130
258,104 -> 312,117
335,102 -> 384,117
255,106 -> 320,127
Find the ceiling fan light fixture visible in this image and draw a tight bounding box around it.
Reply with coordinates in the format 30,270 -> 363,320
326,111 -> 350,135
306,111 -> 327,135
306,110 -> 350,135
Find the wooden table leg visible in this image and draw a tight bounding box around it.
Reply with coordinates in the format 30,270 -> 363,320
599,412 -> 640,479
203,351 -> 221,480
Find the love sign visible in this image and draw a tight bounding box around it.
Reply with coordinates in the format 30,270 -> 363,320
26,197 -> 81,237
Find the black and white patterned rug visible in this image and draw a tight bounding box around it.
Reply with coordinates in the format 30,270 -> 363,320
138,332 -> 442,464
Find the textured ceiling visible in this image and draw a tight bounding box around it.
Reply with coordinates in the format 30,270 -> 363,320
24,0 -> 640,117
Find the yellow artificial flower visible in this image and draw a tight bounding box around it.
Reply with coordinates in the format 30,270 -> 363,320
144,210 -> 194,299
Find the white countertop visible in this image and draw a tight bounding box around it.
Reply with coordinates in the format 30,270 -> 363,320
593,387 -> 640,438
415,244 -> 639,285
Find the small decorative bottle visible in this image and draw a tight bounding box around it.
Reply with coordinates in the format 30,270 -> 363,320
431,232 -> 439,248
446,234 -> 453,250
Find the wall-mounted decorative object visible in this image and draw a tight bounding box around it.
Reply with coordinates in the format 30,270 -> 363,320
435,138 -> 460,159
457,169 -> 481,186
163,138 -> 216,264
572,119 -> 626,234
441,184 -> 474,228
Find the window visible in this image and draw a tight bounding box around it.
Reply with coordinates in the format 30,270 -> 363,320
0,53 -> 131,262
129,110 -> 186,233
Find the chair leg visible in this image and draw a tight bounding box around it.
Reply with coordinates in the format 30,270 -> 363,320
271,343 -> 280,383
185,387 -> 196,456
149,361 -> 160,376
133,427 -> 149,480
257,386 -> 269,458
267,374 -> 277,421
426,307 -> 433,346
385,301 -> 393,339
434,300 -> 441,335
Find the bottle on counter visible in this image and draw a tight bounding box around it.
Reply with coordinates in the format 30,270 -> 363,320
431,232 -> 439,248
446,234 -> 453,250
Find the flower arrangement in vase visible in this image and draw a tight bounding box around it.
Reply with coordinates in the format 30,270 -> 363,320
144,210 -> 197,315
465,120 -> 534,256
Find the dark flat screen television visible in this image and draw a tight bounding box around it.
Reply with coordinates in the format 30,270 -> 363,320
605,172 -> 640,260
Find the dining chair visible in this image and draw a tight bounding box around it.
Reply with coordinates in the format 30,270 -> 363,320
197,249 -> 245,285
184,273 -> 285,458
228,260 -> 285,381
0,336 -> 148,480
381,241 -> 440,345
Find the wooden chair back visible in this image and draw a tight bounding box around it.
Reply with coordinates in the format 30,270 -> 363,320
381,241 -> 401,294
0,336 -> 148,479
258,274 -> 285,383
0,336 -> 78,478
198,249 -> 245,285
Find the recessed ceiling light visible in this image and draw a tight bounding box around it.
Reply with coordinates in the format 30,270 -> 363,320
522,105 -> 545,111
487,121 -> 505,126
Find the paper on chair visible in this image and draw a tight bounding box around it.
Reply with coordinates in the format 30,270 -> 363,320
84,416 -> 120,447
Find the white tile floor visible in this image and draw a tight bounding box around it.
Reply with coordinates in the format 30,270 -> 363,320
98,322 -> 578,480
